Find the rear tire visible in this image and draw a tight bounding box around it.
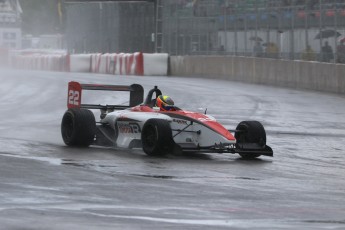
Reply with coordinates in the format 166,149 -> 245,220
235,121 -> 266,159
141,119 -> 174,156
61,108 -> 96,147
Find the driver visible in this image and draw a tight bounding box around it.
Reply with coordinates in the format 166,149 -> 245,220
155,95 -> 176,111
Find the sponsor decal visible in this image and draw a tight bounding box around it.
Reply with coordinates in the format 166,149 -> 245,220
197,117 -> 214,122
118,122 -> 141,134
228,144 -> 236,149
118,116 -> 140,122
214,143 -> 236,149
173,118 -> 188,125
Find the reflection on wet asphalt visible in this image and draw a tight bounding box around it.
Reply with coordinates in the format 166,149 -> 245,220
0,69 -> 345,229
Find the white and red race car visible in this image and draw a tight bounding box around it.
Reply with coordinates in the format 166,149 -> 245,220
61,82 -> 273,159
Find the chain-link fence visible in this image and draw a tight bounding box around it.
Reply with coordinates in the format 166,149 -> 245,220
161,0 -> 345,63
64,0 -> 345,63
64,2 -> 154,54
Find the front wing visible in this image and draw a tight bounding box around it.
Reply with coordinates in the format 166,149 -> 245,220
177,142 -> 273,157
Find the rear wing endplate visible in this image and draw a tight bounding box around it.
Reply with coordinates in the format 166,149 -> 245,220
67,81 -> 144,110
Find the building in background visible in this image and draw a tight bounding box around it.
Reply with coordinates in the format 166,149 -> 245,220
0,0 -> 22,49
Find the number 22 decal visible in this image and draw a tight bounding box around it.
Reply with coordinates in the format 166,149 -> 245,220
68,90 -> 80,105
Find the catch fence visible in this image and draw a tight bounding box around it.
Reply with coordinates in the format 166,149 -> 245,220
161,0 -> 345,63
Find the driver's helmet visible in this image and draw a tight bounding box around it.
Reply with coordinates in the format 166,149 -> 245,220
155,95 -> 175,111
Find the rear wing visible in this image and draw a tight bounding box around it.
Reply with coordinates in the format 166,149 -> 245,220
67,81 -> 144,110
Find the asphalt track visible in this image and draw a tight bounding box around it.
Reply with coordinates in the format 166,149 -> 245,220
0,69 -> 345,229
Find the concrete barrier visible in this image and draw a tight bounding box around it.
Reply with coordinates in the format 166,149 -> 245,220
337,64 -> 345,94
170,55 -> 345,94
143,53 -> 169,76
70,54 -> 92,73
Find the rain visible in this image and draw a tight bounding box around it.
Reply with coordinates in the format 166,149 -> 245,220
1,1 -> 345,229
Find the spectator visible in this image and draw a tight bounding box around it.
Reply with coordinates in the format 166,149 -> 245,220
265,42 -> 279,59
301,45 -> 316,61
336,41 -> 345,63
253,41 -> 263,57
321,41 -> 334,62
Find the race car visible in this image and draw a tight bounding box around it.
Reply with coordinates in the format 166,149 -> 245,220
61,81 -> 273,159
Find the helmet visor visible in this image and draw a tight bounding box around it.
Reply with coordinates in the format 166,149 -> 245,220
161,103 -> 174,111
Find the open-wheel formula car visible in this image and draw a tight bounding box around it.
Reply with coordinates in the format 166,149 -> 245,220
61,82 -> 273,159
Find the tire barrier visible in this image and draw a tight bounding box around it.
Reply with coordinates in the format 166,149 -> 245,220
9,50 -> 165,76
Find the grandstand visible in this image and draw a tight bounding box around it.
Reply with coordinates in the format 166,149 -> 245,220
161,0 -> 345,62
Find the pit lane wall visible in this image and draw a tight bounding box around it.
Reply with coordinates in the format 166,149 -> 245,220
9,50 -> 168,76
170,56 -> 345,94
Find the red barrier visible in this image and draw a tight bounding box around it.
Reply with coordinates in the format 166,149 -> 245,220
135,52 -> 144,75
126,54 -> 133,75
9,50 -> 166,76
112,54 -> 117,75
119,53 -> 123,75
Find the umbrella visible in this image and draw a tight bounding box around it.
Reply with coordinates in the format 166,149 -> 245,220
249,36 -> 263,42
315,29 -> 341,39
262,42 -> 273,47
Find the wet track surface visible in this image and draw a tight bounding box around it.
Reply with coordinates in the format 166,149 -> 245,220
0,69 -> 345,229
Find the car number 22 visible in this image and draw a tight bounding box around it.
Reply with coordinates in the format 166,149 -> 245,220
68,90 -> 80,106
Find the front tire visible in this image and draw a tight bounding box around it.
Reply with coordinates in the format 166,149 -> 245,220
61,108 -> 96,147
235,121 -> 266,159
141,119 -> 174,156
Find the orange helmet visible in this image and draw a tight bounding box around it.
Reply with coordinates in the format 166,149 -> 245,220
156,95 -> 175,111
